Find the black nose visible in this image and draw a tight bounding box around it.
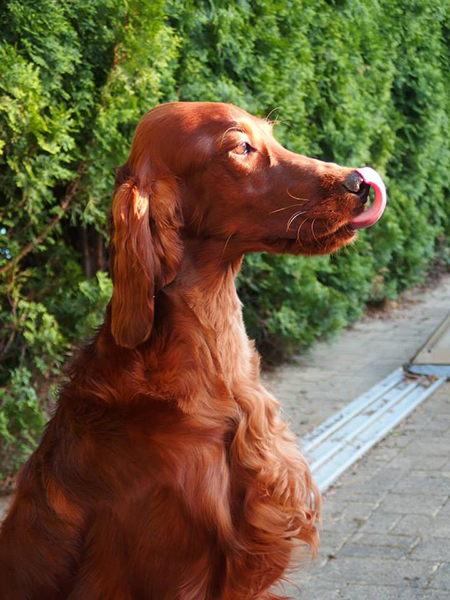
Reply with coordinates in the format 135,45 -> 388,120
343,171 -> 370,203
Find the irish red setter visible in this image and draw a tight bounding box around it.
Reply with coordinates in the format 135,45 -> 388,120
0,103 -> 374,599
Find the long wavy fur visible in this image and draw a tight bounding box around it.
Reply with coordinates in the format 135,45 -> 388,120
0,102 -> 368,600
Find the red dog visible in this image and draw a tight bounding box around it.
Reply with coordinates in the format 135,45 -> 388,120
0,103 -> 371,599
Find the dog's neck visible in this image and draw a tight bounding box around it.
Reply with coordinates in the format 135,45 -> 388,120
163,238 -> 260,389
85,240 -> 260,407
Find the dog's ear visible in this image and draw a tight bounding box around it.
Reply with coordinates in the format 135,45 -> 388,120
109,174 -> 183,349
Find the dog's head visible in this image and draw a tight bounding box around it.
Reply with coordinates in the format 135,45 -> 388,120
109,102 -> 381,348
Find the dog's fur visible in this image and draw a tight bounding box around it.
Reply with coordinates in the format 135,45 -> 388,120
0,103 -> 365,599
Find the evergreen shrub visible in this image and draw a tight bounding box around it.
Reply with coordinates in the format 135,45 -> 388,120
1,0 -> 449,485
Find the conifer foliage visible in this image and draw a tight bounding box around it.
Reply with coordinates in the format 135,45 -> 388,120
1,0 -> 449,485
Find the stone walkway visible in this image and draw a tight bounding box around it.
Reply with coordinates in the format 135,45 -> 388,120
284,383 -> 450,599
264,274 -> 450,599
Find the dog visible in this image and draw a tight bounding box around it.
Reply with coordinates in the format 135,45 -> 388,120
0,102 -> 373,599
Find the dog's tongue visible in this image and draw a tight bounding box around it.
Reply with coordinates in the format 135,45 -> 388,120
349,167 -> 387,230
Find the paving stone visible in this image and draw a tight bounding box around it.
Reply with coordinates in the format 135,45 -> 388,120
328,475 -> 372,495
357,511 -> 402,534
368,469 -> 409,490
294,582 -> 411,600
329,476 -> 391,503
407,592 -> 450,600
409,424 -> 450,437
425,409 -> 450,419
323,500 -> 378,523
281,579 -> 343,599
350,532 -> 418,552
401,442 -> 450,457
357,466 -> 389,481
437,499 -> 450,516
338,543 -> 407,560
314,557 -> 437,587
325,516 -> 362,535
328,585 -> 424,600
367,446 -> 403,462
430,402 -> 450,415
390,472 -> 450,496
428,562 -> 450,590
317,530 -> 352,558
410,539 -> 450,561
388,455 -> 450,471
278,582 -> 439,600
378,431 -> 412,449
345,460 -> 390,479
377,493 -> 448,516
392,514 -> 450,538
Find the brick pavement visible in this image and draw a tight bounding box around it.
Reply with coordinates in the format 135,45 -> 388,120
281,383 -> 450,599
262,274 -> 450,598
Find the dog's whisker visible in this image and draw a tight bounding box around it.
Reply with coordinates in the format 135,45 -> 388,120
270,203 -> 307,215
220,125 -> 240,147
287,189 -> 309,202
311,218 -> 320,246
286,211 -> 307,231
221,233 -> 234,260
265,107 -> 281,124
296,217 -> 309,244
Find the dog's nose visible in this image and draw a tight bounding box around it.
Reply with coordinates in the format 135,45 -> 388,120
343,171 -> 370,203
343,171 -> 364,193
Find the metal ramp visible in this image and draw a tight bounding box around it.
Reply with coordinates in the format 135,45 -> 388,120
409,312 -> 450,378
302,369 -> 445,492
414,312 -> 450,365
301,311 -> 450,493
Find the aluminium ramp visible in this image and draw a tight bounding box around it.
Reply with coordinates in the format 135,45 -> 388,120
301,368 -> 446,493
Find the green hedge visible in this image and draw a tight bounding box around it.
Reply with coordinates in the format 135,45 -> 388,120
1,0 -> 450,485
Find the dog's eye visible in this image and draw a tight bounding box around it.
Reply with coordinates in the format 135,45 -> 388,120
233,142 -> 252,156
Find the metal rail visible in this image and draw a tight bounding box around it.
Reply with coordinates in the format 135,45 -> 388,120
302,369 -> 446,493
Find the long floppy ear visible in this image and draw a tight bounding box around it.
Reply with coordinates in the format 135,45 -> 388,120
109,174 -> 183,349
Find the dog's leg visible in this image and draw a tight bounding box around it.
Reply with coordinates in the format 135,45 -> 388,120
0,488 -> 85,599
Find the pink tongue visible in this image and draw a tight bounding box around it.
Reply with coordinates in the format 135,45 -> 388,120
349,167 -> 387,230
